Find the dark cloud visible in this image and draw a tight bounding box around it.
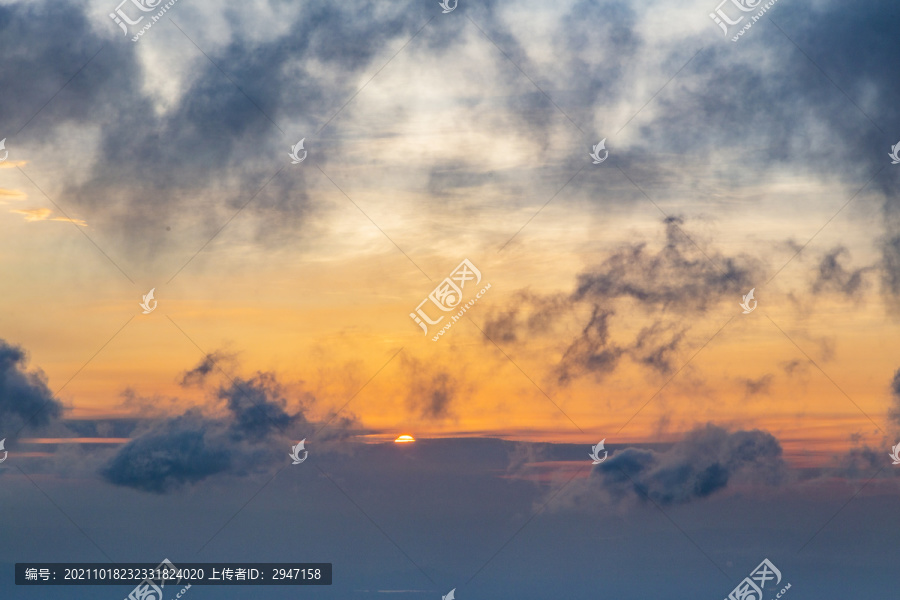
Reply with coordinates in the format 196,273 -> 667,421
482,291 -> 569,344
880,233 -> 900,310
888,368 -> 900,429
573,217 -> 754,311
589,424 -> 786,506
811,247 -> 870,298
739,374 -> 774,397
0,339 -> 63,434
0,0 -> 430,258
556,307 -> 623,385
482,217 -> 759,384
402,357 -> 463,421
829,445 -> 884,479
630,321 -> 688,375
100,411 -> 233,494
218,372 -> 301,441
102,371 -> 308,493
781,359 -> 808,377
564,216 -> 755,383
179,351 -> 236,387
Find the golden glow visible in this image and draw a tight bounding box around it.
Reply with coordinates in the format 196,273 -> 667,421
394,435 -> 415,443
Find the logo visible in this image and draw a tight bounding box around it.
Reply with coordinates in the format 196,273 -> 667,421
889,141 -> 900,165
711,0 -> 781,41
589,139 -> 608,164
890,443 -> 900,465
289,439 -> 308,464
0,438 -> 7,464
111,0 -> 183,42
110,0 -> 162,34
126,558 -> 190,600
438,0 -> 457,13
589,439 -> 608,464
409,259 -> 492,341
442,589 -> 456,600
740,288 -> 757,313
289,139 -> 307,164
140,288 -> 157,314
723,558 -> 790,600
0,138 -> 7,162
709,0 -> 761,34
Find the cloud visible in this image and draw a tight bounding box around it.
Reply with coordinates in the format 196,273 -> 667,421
0,339 -> 63,434
556,306 -> 624,386
810,246 -> 870,298
102,369 -> 309,493
218,372 -> 303,441
100,411 -> 234,494
888,367 -> 900,429
0,188 -> 27,202
572,217 -> 755,312
401,356 -> 464,421
481,291 -> 569,344
482,217 -> 759,385
557,424 -> 786,509
10,207 -> 87,226
781,359 -> 809,377
0,0 -> 437,259
178,350 -> 236,387
738,374 -> 774,398
829,445 -> 884,479
880,233 -> 900,311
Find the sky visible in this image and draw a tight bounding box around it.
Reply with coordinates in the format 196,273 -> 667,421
1,0 -> 900,598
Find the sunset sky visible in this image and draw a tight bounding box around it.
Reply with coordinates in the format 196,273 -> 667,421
1,0 -> 899,597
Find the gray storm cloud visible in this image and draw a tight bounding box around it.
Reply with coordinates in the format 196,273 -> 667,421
0,0 -> 429,257
102,367 -> 308,493
2,0 -> 898,282
0,339 -> 63,434
576,424 -> 786,507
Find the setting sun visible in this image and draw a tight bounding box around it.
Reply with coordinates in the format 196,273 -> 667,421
393,435 -> 415,443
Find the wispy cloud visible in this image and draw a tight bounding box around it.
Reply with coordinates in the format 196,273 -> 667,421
0,188 -> 26,203
10,207 -> 86,226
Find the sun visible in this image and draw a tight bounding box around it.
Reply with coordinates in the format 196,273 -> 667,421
393,434 -> 415,443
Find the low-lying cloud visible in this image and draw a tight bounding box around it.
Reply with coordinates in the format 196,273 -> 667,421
102,362 -> 310,493
558,424 -> 787,508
